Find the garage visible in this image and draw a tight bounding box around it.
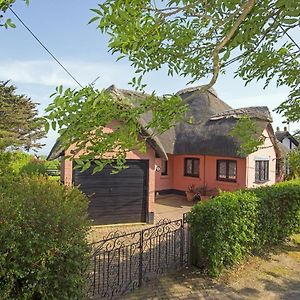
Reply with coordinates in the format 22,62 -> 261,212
73,160 -> 148,225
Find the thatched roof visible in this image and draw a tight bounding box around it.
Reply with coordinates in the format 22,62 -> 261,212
48,85 -> 278,160
210,106 -> 273,122
156,88 -> 276,158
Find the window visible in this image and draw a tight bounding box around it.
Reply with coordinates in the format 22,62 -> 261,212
184,158 -> 199,177
217,160 -> 237,182
255,160 -> 269,182
276,159 -> 280,176
161,160 -> 168,176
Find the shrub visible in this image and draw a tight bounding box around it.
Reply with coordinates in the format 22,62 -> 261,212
188,180 -> 300,276
44,159 -> 60,171
188,190 -> 258,276
0,151 -> 61,177
252,180 -> 300,249
0,175 -> 90,299
0,151 -> 47,176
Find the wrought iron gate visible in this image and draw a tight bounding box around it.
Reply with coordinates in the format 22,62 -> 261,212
87,215 -> 190,299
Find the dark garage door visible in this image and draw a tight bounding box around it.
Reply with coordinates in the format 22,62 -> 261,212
73,160 -> 148,225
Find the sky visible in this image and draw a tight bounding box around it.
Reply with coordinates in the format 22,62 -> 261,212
1,0 -> 299,156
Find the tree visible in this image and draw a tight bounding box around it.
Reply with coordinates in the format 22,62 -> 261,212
2,1 -> 300,168
0,81 -> 45,151
230,116 -> 266,156
90,0 -> 299,116
286,148 -> 300,179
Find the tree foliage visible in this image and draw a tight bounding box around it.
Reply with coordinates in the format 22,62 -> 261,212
0,81 -> 45,151
287,148 -> 300,179
230,115 -> 266,156
91,0 -> 299,106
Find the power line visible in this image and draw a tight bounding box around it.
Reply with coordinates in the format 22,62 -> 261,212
90,75 -> 100,86
9,7 -> 84,88
279,25 -> 300,52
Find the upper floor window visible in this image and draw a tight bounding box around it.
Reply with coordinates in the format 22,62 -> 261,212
161,160 -> 168,176
184,158 -> 199,177
255,160 -> 269,182
217,160 -> 237,182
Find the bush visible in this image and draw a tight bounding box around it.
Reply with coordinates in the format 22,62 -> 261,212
252,180 -> 300,248
0,151 -> 61,177
188,180 -> 300,276
0,151 -> 47,175
0,175 -> 90,299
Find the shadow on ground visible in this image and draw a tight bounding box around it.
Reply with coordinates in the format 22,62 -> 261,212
123,236 -> 300,299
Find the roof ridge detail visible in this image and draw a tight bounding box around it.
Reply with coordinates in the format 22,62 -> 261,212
210,106 -> 272,122
176,86 -> 218,97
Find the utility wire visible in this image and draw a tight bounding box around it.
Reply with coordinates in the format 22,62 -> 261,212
279,25 -> 300,52
9,7 -> 84,88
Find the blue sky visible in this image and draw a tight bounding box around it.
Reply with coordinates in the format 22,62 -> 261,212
1,0 -> 299,155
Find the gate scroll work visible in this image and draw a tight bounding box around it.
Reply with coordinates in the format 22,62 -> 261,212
87,214 -> 190,299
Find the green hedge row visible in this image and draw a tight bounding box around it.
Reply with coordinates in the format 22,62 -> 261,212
188,180 -> 300,276
0,175 -> 90,299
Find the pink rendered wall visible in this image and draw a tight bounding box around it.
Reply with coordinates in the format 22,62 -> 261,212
61,122 -> 156,215
246,128 -> 277,188
204,155 -> 246,192
171,154 -> 205,191
155,154 -> 247,193
155,155 -> 174,191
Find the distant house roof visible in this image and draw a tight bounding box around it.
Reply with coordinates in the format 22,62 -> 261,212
275,130 -> 299,147
48,85 -> 280,160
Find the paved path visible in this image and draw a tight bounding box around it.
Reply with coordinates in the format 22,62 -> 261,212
124,237 -> 300,300
88,194 -> 193,243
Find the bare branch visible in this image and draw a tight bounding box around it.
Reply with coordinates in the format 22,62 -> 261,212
199,0 -> 256,92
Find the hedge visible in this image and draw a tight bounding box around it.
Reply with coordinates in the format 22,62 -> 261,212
188,180 -> 300,276
0,175 -> 90,299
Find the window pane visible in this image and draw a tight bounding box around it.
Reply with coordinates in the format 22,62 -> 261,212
259,161 -> 264,181
218,161 -> 226,178
185,159 -> 192,175
228,162 -> 237,179
255,161 -> 260,182
264,161 -> 269,180
193,159 -> 199,176
161,160 -> 168,175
